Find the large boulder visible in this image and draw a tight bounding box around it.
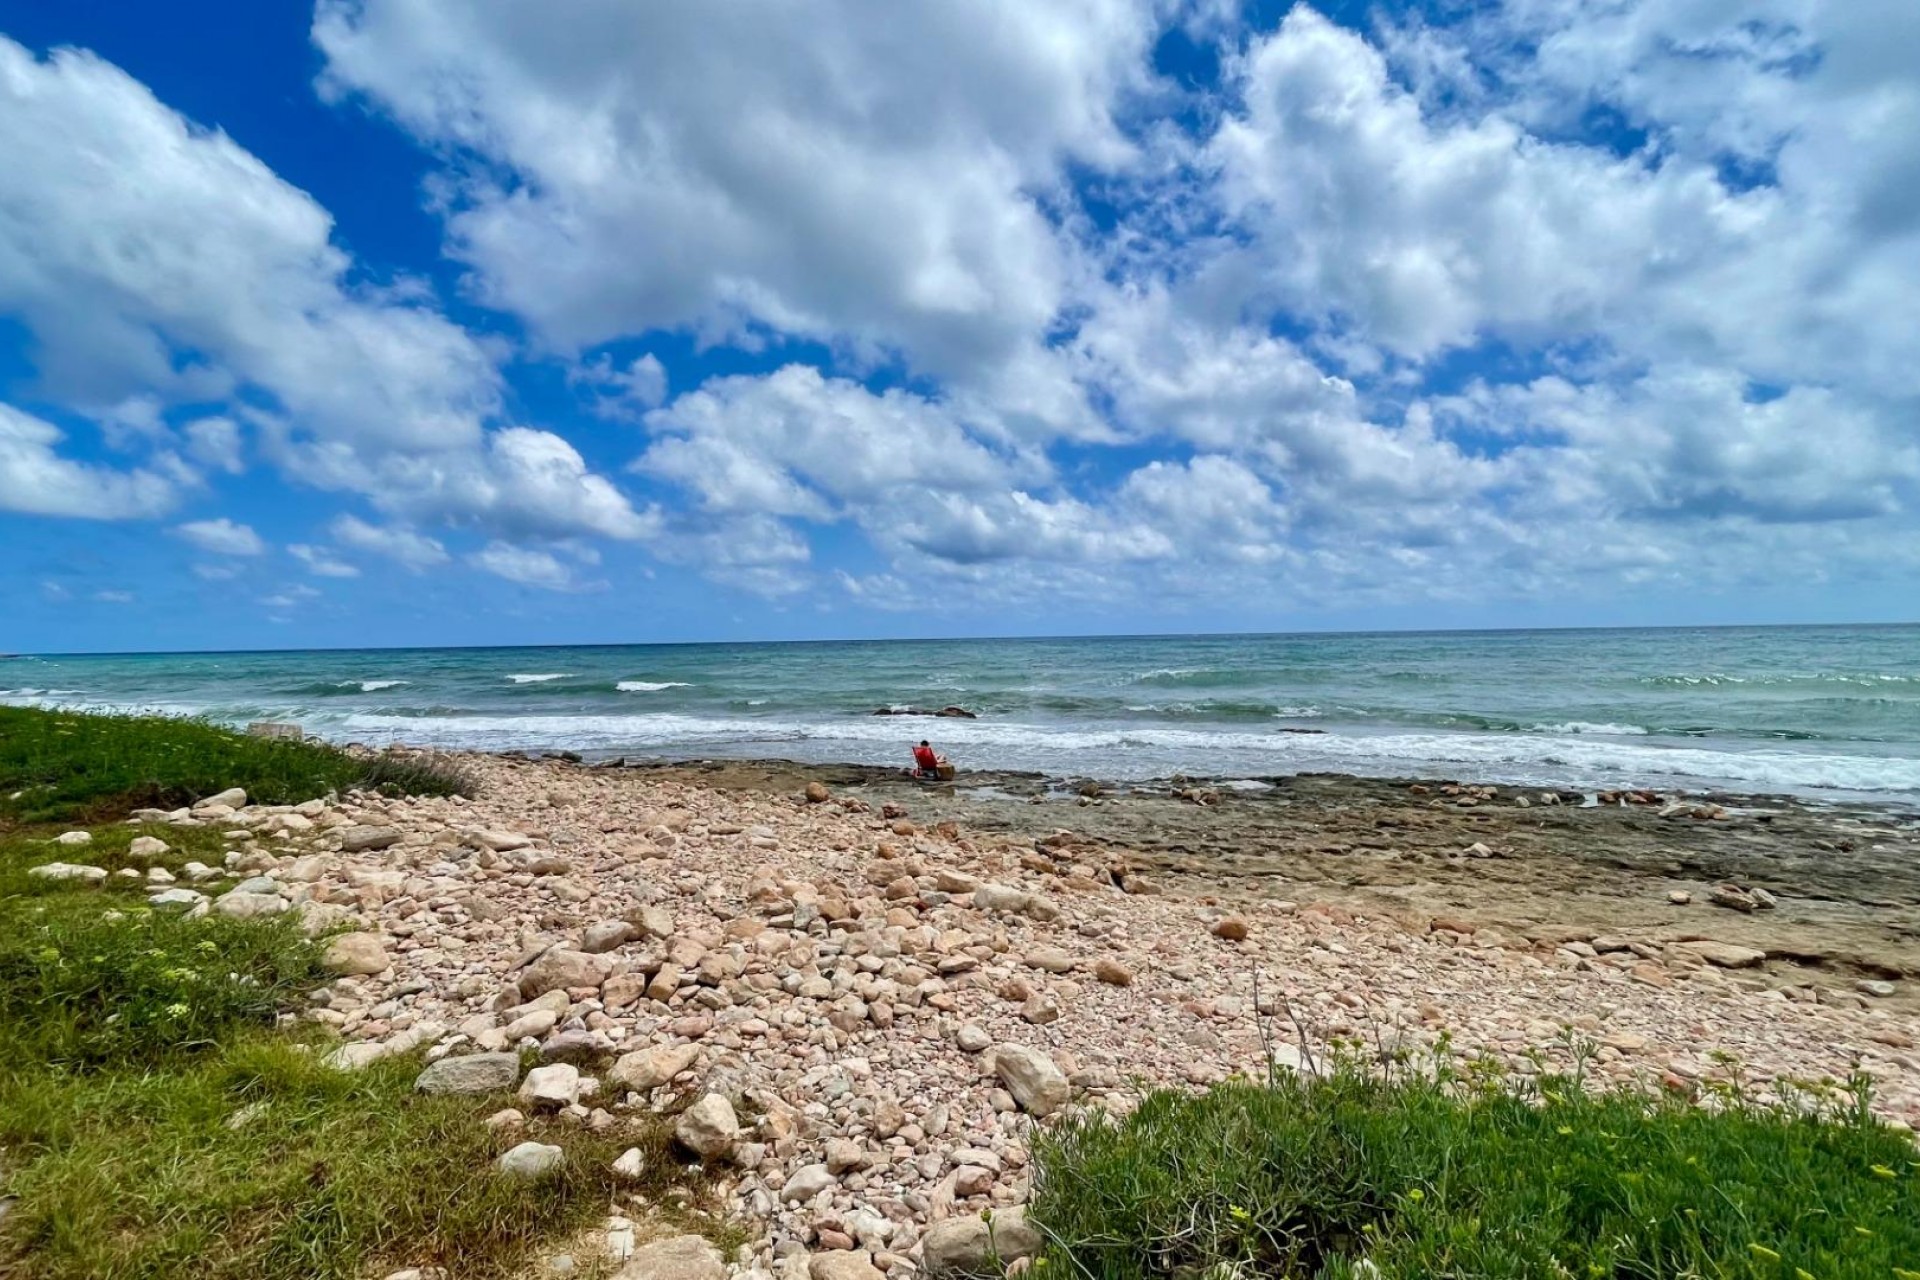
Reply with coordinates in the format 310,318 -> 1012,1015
613,1234 -> 725,1280
193,788 -> 248,810
609,1042 -> 700,1092
322,932 -> 390,976
415,1052 -> 522,1096
992,1044 -> 1070,1117
920,1209 -> 1043,1276
517,948 -> 613,999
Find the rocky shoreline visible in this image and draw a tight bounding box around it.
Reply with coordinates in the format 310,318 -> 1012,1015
109,750 -> 1920,1277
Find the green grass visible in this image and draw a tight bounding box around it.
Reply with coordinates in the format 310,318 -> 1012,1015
1028,1059 -> 1920,1280
0,1034 -> 712,1280
0,705 -> 473,827
0,723 -> 715,1280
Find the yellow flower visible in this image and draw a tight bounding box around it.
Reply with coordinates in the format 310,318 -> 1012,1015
1229,1205 -> 1251,1222
1406,1188 -> 1425,1203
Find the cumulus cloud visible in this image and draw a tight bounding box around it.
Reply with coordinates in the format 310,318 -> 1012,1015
313,0 -> 1161,397
173,517 -> 266,556
328,514 -> 449,570
0,35 -> 650,550
468,541 -> 594,592
288,543 -> 361,577
0,403 -> 178,519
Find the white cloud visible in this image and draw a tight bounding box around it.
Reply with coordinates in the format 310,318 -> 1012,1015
288,543 -> 362,578
173,517 -> 266,556
0,36 -> 649,547
0,403 -> 178,519
183,416 -> 244,474
192,562 -> 244,582
574,353 -> 668,420
92,589 -> 134,604
313,0 -> 1161,398
328,514 -> 449,570
260,584 -> 322,611
468,541 -> 594,592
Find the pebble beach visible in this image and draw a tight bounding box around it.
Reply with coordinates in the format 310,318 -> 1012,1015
106,748 -> 1920,1278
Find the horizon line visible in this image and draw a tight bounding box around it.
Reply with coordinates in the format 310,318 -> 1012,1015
9,617 -> 1916,660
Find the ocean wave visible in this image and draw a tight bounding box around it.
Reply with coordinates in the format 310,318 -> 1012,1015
324,710 -> 1920,798
1638,672 -> 1920,689
1533,721 -> 1649,736
507,673 -> 571,684
617,681 -> 692,692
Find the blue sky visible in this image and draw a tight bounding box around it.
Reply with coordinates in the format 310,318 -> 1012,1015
2,0 -> 1917,653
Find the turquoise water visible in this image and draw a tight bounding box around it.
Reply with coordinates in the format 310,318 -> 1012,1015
5,626 -> 1919,800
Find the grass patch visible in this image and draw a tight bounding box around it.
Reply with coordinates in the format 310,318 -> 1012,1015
0,705 -> 473,827
0,1034 -> 713,1280
1029,1060 -> 1920,1279
0,732 -> 715,1279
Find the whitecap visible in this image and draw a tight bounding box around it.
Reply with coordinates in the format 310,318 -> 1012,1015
507,673 -> 570,684
617,681 -> 691,692
357,679 -> 408,692
1533,721 -> 1649,736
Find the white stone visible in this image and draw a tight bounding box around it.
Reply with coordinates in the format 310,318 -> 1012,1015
673,1093 -> 739,1160
496,1141 -> 565,1180
518,1063 -> 582,1110
992,1044 -> 1070,1117
28,862 -> 107,885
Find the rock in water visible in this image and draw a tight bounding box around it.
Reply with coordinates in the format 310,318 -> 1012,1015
805,781 -> 831,804
673,1093 -> 739,1159
612,1234 -> 725,1280
991,1044 -> 1070,1116
322,932 -> 390,976
496,1141 -> 564,1180
920,1209 -> 1043,1276
415,1052 -> 522,1095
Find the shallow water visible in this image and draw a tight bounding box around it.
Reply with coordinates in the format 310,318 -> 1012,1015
6,625 -> 1919,801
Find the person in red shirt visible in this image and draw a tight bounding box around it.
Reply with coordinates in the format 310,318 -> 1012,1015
912,740 -> 941,776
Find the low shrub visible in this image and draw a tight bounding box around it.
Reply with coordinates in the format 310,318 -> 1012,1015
1028,1060 -> 1920,1279
0,897 -> 328,1067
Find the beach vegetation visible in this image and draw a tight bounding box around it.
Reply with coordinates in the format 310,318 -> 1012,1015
0,735 -> 712,1280
0,705 -> 473,827
1028,1053 -> 1920,1279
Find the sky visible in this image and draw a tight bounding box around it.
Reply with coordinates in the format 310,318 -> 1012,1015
1,0 -> 1917,653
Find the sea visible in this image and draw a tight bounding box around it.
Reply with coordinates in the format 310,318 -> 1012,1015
4,626 -> 1919,803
